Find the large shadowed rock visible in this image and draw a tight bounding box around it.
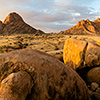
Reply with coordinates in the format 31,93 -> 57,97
0,71 -> 33,100
0,49 -> 90,100
86,67 -> 100,85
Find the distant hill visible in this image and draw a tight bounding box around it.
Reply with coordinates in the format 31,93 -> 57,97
59,18 -> 100,35
0,12 -> 45,35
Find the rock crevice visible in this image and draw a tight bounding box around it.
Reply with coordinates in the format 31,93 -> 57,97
63,38 -> 100,70
77,42 -> 88,69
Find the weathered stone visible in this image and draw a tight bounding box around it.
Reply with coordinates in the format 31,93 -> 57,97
0,49 -> 90,100
91,82 -> 99,91
63,38 -> 87,70
93,92 -> 100,100
0,71 -> 33,100
86,67 -> 100,85
88,89 -> 93,98
85,43 -> 100,67
96,88 -> 100,93
64,39 -> 100,70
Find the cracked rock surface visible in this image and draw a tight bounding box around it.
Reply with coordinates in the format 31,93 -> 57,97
63,38 -> 100,70
0,49 -> 90,100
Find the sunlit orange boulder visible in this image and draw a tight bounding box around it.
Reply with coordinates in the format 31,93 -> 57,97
63,38 -> 87,70
63,38 -> 100,69
97,41 -> 100,46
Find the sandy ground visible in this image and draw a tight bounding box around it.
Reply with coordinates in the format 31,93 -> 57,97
0,34 -> 100,61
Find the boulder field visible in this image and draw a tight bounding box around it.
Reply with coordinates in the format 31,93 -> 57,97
63,38 -> 100,85
0,49 -> 90,100
63,38 -> 100,100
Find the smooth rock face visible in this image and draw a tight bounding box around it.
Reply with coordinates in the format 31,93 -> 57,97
0,71 -> 33,100
63,38 -> 87,70
86,67 -> 100,85
0,49 -> 90,100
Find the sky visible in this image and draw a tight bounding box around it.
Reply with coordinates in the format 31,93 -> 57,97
0,0 -> 100,33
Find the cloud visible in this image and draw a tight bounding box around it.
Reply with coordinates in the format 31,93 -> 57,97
74,13 -> 81,16
0,0 -> 99,33
54,0 -> 95,6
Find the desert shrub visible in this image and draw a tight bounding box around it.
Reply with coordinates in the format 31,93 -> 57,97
40,48 -> 44,49
9,43 -> 12,45
58,41 -> 61,45
74,36 -> 78,39
20,38 -> 24,42
16,36 -> 21,39
0,50 -> 4,53
54,46 -> 59,50
69,35 -> 71,38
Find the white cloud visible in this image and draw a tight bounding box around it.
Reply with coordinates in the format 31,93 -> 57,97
54,0 -> 70,5
0,0 -> 99,33
74,13 -> 81,16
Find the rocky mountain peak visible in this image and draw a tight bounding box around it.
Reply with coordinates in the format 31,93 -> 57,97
86,19 -> 90,22
59,18 -> 100,35
80,20 -> 86,25
97,18 -> 100,21
3,12 -> 24,24
94,18 -> 100,22
0,12 -> 45,35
